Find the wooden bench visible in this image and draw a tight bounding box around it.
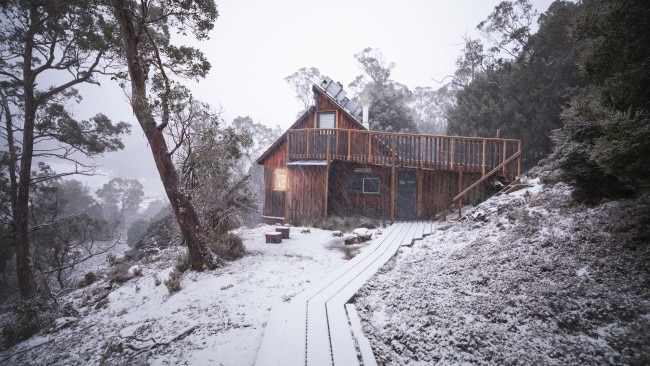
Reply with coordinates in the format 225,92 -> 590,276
265,232 -> 283,244
275,226 -> 290,239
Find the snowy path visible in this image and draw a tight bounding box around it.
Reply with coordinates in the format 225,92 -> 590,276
255,221 -> 433,366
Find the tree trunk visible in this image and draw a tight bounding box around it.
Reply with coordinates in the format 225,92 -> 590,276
14,93 -> 38,299
111,0 -> 214,270
12,5 -> 40,298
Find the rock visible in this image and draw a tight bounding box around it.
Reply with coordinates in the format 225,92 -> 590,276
128,264 -> 142,276
300,229 -> 311,233
471,210 -> 486,222
344,235 -> 360,245
95,297 -> 109,310
52,317 -> 78,331
332,230 -> 343,237
352,228 -> 372,241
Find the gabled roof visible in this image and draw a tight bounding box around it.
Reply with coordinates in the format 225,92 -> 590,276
256,83 -> 367,165
255,106 -> 315,165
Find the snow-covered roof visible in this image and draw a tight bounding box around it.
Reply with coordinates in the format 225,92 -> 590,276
286,160 -> 327,166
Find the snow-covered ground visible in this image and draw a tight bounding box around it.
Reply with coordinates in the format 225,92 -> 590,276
356,179 -> 650,365
0,226 -> 374,365
1,175 -> 648,365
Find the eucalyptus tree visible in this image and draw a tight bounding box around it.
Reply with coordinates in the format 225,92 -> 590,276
168,99 -> 256,236
351,48 -> 417,133
29,176 -> 112,293
96,177 -> 144,228
447,0 -> 586,168
108,0 -> 219,270
0,1 -> 128,298
285,67 -> 322,112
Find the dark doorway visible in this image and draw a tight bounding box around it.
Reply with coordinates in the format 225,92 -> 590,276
397,171 -> 416,219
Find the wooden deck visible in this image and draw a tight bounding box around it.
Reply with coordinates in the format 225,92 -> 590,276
255,221 -> 434,366
287,129 -> 521,178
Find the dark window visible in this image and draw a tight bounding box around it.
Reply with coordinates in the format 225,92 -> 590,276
348,174 -> 380,195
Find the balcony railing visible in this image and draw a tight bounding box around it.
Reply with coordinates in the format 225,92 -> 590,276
286,129 -> 521,179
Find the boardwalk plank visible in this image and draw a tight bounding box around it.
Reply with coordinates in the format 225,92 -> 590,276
414,221 -> 425,240
306,300 -> 332,366
327,304 -> 359,366
256,222 -> 431,366
346,304 -> 378,366
255,302 -> 307,366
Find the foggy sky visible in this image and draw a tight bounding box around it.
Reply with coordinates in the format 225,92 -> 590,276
60,0 -> 556,196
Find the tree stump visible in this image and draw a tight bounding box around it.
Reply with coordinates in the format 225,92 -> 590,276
265,232 -> 283,244
275,227 -> 290,239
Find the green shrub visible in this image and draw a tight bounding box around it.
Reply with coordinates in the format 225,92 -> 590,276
1,299 -> 54,350
107,262 -> 134,284
174,253 -> 191,273
133,212 -> 179,250
551,97 -> 637,203
164,269 -> 182,294
209,233 -> 246,261
127,218 -> 149,247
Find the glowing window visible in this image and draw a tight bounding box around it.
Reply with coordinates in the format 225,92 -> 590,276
273,169 -> 287,191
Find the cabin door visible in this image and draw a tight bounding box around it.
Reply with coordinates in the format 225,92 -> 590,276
397,171 -> 416,219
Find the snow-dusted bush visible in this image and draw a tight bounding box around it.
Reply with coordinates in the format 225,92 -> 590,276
1,299 -> 77,350
209,233 -> 246,261
164,270 -> 182,294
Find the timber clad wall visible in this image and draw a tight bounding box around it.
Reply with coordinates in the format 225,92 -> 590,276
417,169 -> 484,218
257,82 -> 522,225
262,143 -> 287,222
314,92 -> 360,130
328,161 -> 391,218
287,165 -> 327,223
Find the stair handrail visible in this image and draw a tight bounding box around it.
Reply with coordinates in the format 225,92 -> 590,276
453,150 -> 522,202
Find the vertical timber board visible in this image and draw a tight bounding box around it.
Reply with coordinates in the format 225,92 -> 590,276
416,170 -> 423,218
502,141 -> 507,176
391,137 -> 396,222
327,161 -> 391,219
482,139 -> 486,176
325,139 -> 330,219
287,166 -> 315,223
517,140 -> 522,178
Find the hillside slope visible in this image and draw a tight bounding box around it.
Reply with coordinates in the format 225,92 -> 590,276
356,177 -> 649,365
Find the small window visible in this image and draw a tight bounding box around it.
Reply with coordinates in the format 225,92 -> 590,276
318,111 -> 335,128
363,177 -> 380,194
273,168 -> 287,191
348,174 -> 380,195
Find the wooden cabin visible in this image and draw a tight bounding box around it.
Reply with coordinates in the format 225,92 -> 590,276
256,77 -> 522,225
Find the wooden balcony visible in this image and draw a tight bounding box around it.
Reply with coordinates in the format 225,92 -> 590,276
286,129 -> 522,179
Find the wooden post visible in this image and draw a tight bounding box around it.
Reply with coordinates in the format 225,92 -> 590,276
368,131 -> 372,163
502,140 -> 507,176
391,136 -> 396,223
325,140 -> 330,220
306,130 -> 310,159
287,131 -> 291,160
450,138 -> 455,170
335,129 -> 339,158
518,140 -> 522,178
347,130 -> 351,161
458,165 -> 463,219
420,136 -> 425,169
284,167 -> 290,224
482,139 -> 486,176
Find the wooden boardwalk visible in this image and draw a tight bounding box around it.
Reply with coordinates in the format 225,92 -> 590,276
255,221 -> 434,366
